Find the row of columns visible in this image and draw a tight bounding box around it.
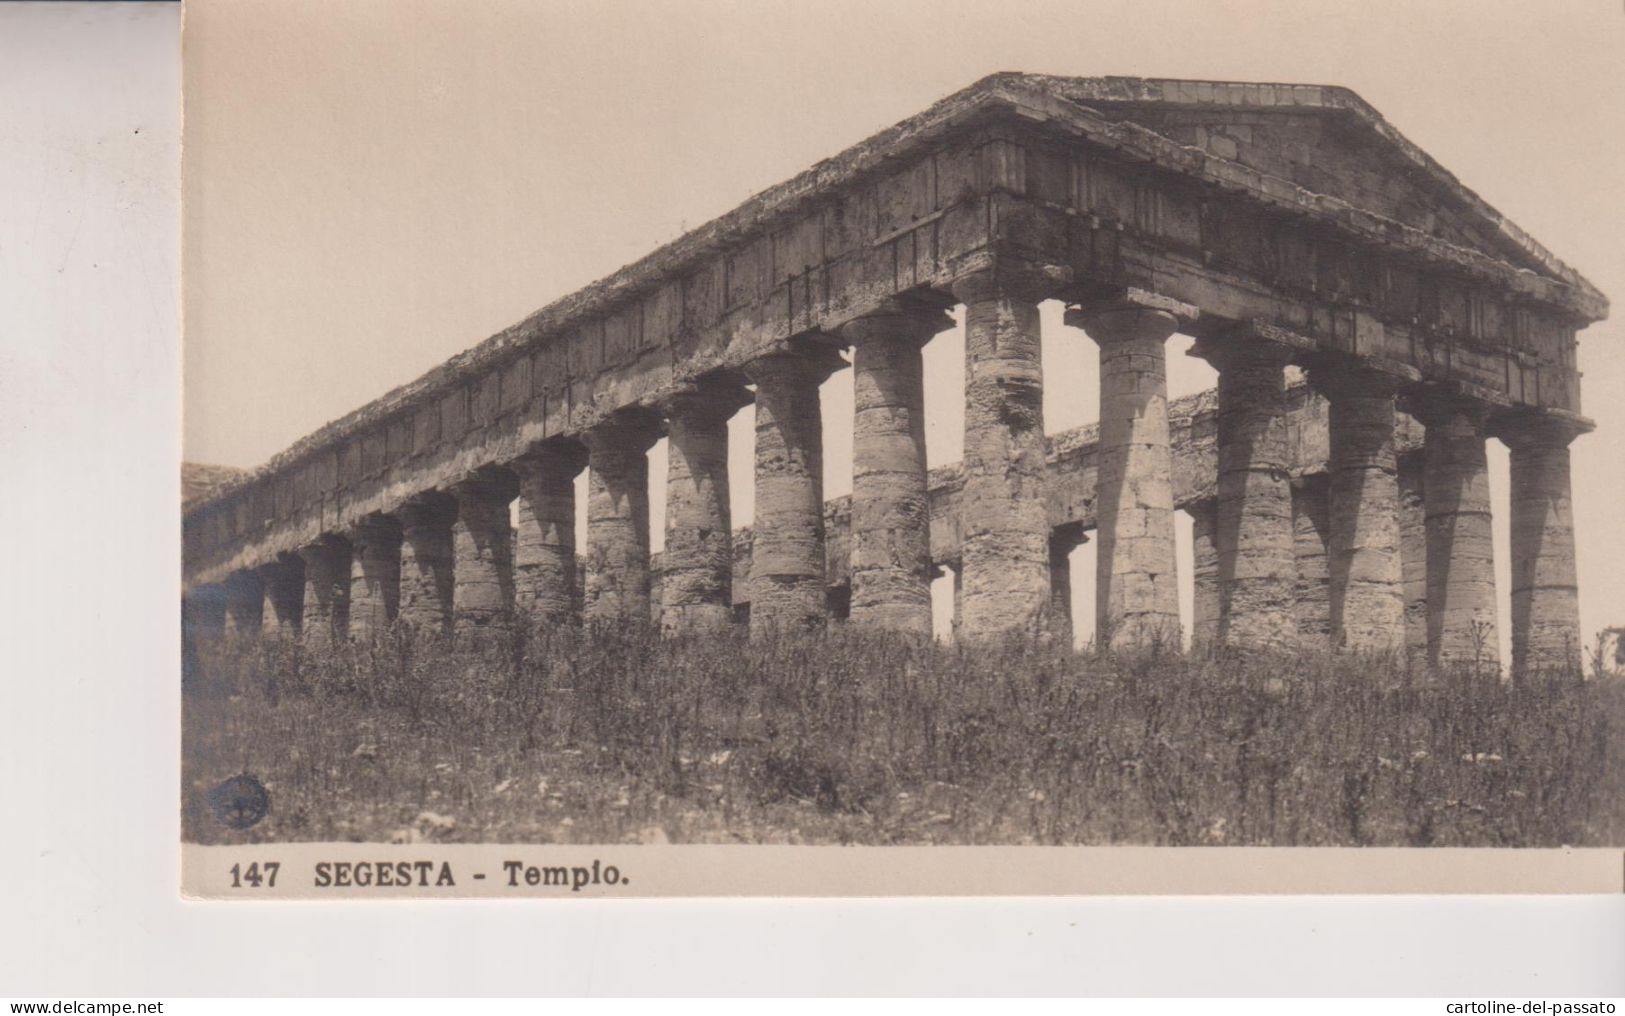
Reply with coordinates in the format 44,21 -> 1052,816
187,269 -> 1584,673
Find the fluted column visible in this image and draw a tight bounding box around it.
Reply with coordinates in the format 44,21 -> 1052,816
1071,303 -> 1182,648
1415,399 -> 1499,670
661,382 -> 747,634
745,346 -> 841,635
1190,498 -> 1220,652
1291,476 -> 1333,647
583,413 -> 660,625
1397,451 -> 1429,663
511,440 -> 585,628
841,305 -> 950,636
1200,339 -> 1297,648
397,493 -> 456,636
449,471 -> 517,635
222,570 -> 264,638
1501,413 -> 1585,677
1313,367 -> 1404,652
952,270 -> 1051,638
258,555 -> 304,638
297,535 -> 351,649
347,514 -> 401,642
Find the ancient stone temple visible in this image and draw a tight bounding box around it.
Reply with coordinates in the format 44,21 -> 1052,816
183,74 -> 1604,674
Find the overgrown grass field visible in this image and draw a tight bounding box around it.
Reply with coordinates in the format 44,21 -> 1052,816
182,626 -> 1625,847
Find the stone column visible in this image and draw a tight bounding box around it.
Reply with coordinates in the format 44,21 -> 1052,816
1190,498 -> 1220,651
511,441 -> 585,628
1201,339 -> 1297,648
1291,476 -> 1333,647
1313,367 -> 1405,652
258,555 -> 304,638
1416,399 -> 1500,670
397,493 -> 456,636
1048,524 -> 1086,647
745,346 -> 841,635
450,471 -> 517,635
841,305 -> 950,636
583,413 -> 660,625
222,570 -> 264,638
953,270 -> 1052,638
1071,303 -> 1183,648
661,383 -> 746,634
1397,451 -> 1429,663
297,535 -> 351,650
1501,414 -> 1584,676
347,515 -> 401,642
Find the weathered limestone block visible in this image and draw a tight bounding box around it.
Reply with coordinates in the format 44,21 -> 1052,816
583,413 -> 660,625
222,570 -> 264,638
1398,451 -> 1428,663
1189,498 -> 1220,651
745,346 -> 842,635
842,305 -> 950,636
661,381 -> 748,634
1501,414 -> 1584,676
1072,303 -> 1183,648
1291,476 -> 1333,646
397,493 -> 457,636
1203,339 -> 1297,648
1417,400 -> 1500,669
511,440 -> 586,628
347,514 -> 401,642
258,555 -> 304,638
451,470 -> 518,634
297,535 -> 352,650
1313,367 -> 1405,652
953,270 -> 1052,638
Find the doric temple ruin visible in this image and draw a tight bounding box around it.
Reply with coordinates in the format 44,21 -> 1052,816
183,74 -> 1605,673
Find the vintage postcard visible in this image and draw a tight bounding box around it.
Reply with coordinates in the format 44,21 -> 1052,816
178,0 -> 1624,898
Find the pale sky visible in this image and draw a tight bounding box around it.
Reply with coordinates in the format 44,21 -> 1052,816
183,0 -> 1625,655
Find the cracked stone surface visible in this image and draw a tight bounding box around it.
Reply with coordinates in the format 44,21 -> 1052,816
844,309 -> 946,636
397,494 -> 456,635
1190,498 -> 1220,650
1399,452 -> 1429,663
451,472 -> 518,634
1291,477 -> 1332,646
953,272 -> 1052,639
661,388 -> 742,634
512,442 -> 585,628
1505,416 -> 1582,674
1210,343 -> 1297,648
347,515 -> 401,642
1316,368 -> 1404,652
298,536 -> 351,650
1079,305 -> 1182,648
1419,402 -> 1499,669
746,349 -> 839,635
583,417 -> 659,625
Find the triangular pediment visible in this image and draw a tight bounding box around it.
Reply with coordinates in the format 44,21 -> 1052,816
999,74 -> 1600,305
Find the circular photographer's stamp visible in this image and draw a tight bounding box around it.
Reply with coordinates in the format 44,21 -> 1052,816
207,773 -> 270,830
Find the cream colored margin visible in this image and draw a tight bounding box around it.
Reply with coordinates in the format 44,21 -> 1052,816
182,844 -> 1624,900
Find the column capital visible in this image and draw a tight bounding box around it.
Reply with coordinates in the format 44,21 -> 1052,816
580,408 -> 663,456
1403,390 -> 1493,432
398,490 -> 457,530
1066,304 -> 1180,346
838,301 -> 955,348
1188,333 -> 1296,372
345,512 -> 402,542
295,532 -> 350,563
949,263 -> 1056,305
1489,408 -> 1592,450
510,437 -> 588,482
743,344 -> 846,389
657,374 -> 754,422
